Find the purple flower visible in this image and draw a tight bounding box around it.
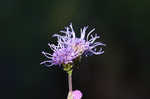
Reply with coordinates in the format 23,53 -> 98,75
67,90 -> 82,99
40,44 -> 78,67
72,90 -> 82,99
54,23 -> 105,56
40,23 -> 105,66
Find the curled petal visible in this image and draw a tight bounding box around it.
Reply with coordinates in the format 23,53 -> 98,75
69,23 -> 76,38
52,34 -> 61,38
42,51 -> 52,59
80,26 -> 88,39
90,42 -> 106,49
48,44 -> 58,51
90,48 -> 104,55
86,28 -> 95,40
52,34 -> 65,42
40,60 -> 53,67
89,34 -> 100,43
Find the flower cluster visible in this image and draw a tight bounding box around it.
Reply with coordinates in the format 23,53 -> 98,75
40,23 -> 105,67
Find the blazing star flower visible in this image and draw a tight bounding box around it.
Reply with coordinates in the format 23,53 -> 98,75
53,23 -> 105,57
40,23 -> 105,67
40,43 -> 79,67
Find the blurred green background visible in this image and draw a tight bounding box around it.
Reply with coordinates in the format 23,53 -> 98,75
1,0 -> 150,99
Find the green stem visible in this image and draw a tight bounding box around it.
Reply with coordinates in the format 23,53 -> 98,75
63,64 -> 73,99
68,71 -> 72,92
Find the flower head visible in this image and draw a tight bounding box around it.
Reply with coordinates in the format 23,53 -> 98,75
54,23 -> 105,56
40,23 -> 105,67
40,44 -> 78,67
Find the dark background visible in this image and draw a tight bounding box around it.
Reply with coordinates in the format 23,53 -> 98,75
1,0 -> 150,99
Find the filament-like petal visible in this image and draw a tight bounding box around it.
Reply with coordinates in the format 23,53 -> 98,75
40,60 -> 53,67
42,51 -> 52,59
86,28 -> 95,40
80,26 -> 88,40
